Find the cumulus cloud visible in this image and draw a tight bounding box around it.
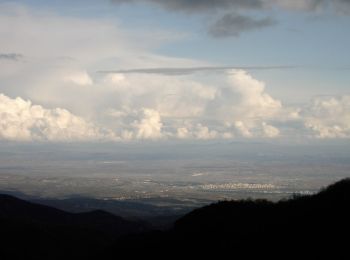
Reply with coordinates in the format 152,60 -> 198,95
227,70 -> 282,119
1,68 -> 349,142
104,69 -> 283,140
177,127 -> 190,139
175,124 -> 219,140
0,93 -> 110,141
262,122 -> 280,137
304,96 -> 350,138
0,3 -> 207,118
1,4 -> 348,142
201,70 -> 282,138
208,13 -> 277,37
234,121 -> 253,137
133,108 -> 163,139
104,72 -> 218,120
194,124 -> 219,139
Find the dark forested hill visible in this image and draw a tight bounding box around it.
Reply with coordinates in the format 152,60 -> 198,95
106,178 -> 350,258
0,194 -> 148,259
1,179 -> 350,259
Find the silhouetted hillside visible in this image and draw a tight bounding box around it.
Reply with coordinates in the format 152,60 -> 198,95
1,179 -> 350,259
175,179 -> 350,234
0,190 -> 193,227
0,194 -> 148,259
107,178 -> 350,258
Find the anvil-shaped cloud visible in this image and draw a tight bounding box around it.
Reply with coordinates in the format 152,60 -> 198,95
0,3 -> 349,142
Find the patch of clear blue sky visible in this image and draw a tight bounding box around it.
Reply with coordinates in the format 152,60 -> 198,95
9,0 -> 350,101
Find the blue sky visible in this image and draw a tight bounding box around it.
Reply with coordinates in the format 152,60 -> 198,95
0,0 -> 350,142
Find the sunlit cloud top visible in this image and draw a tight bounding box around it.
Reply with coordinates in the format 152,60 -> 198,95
0,1 -> 350,142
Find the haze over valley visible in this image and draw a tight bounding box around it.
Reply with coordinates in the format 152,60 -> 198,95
1,142 -> 349,216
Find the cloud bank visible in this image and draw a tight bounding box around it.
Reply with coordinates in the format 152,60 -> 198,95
304,96 -> 350,138
1,70 -> 350,142
1,4 -> 349,142
0,93 -> 110,141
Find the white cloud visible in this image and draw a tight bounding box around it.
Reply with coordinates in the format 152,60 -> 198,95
227,70 -> 282,138
227,70 -> 282,120
64,71 -> 93,86
222,132 -> 234,139
103,73 -> 126,85
194,124 -> 218,140
304,96 -> 350,139
1,4 -> 348,142
0,93 -> 110,141
133,108 -> 163,139
204,70 -> 282,138
177,127 -> 190,139
102,69 -> 283,140
0,4 -> 285,141
0,4 -> 206,116
102,72 -> 217,120
175,124 -> 219,140
2,68 -> 349,141
234,121 -> 253,138
262,122 -> 280,138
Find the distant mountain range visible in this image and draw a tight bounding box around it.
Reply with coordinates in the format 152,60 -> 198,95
1,178 -> 350,259
0,189 -> 196,219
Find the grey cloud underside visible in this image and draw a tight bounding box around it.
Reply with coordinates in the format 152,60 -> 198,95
333,0 -> 350,13
0,53 -> 23,61
111,0 -> 264,13
110,1 -> 350,38
335,0 -> 350,4
110,0 -> 350,12
98,65 -> 296,75
208,13 -> 277,37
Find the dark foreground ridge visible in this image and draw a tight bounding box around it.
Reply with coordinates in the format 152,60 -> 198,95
1,179 -> 350,259
0,194 -> 148,259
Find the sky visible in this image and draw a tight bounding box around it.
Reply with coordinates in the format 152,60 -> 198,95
1,0 -> 350,143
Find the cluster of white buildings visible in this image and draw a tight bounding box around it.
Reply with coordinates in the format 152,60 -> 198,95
199,183 -> 276,191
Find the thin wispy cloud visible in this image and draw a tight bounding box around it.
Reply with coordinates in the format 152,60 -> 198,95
98,65 -> 296,76
0,53 -> 23,61
110,0 -> 265,13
